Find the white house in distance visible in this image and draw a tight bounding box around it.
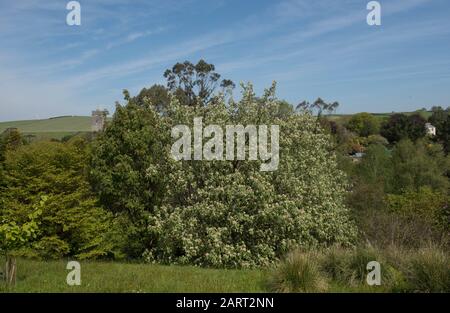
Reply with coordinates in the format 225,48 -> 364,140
425,123 -> 436,136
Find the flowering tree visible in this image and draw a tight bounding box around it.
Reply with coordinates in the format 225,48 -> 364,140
143,83 -> 357,267
91,82 -> 357,267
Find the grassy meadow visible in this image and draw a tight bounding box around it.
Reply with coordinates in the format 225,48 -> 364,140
0,116 -> 92,133
1,246 -> 447,293
0,258 -> 267,293
0,116 -> 93,141
0,258 -> 385,293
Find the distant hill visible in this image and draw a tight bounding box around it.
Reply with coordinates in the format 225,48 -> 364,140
326,110 -> 432,124
0,116 -> 93,140
0,110 -> 433,141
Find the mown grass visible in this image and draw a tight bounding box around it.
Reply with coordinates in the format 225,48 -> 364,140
0,259 -> 267,293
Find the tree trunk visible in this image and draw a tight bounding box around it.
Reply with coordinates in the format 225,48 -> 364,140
5,255 -> 16,286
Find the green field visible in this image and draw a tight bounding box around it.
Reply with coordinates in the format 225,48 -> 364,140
0,259 -> 267,293
0,259 -> 390,293
0,116 -> 92,133
0,116 -> 93,141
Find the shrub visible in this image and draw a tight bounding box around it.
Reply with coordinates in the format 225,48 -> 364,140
320,246 -> 351,283
366,135 -> 389,146
390,139 -> 449,194
386,187 -> 449,232
273,246 -> 449,292
89,99 -> 173,257
380,113 -> 426,143
347,247 -> 383,285
396,247 -> 450,293
321,246 -> 399,289
31,236 -> 70,260
348,145 -> 449,248
269,250 -> 328,292
356,187 -> 450,249
143,83 -> 357,267
346,113 -> 380,137
0,138 -> 122,260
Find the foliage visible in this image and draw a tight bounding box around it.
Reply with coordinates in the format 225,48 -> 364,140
89,99 -> 173,257
365,134 -> 389,146
346,145 -> 392,233
92,82 -> 357,266
320,246 -> 397,287
163,59 -> 235,106
402,248 -> 450,292
385,246 -> 450,292
275,100 -> 295,119
429,106 -> 450,153
390,139 -> 449,194
270,246 -> 449,292
380,113 -> 426,143
131,84 -> 171,114
349,139 -> 448,195
0,128 -> 25,163
350,180 -> 449,248
296,97 -> 339,118
331,130 -> 389,155
344,138 -> 449,248
89,99 -> 171,219
269,250 -> 328,292
0,198 -> 42,255
346,112 -> 380,137
331,123 -> 359,155
141,83 -> 357,267
0,138 -> 121,260
386,187 -> 449,233
355,144 -> 392,187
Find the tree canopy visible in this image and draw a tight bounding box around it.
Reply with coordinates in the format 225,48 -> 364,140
297,98 -> 339,118
429,106 -> 450,153
163,59 -> 235,107
346,112 -> 380,137
0,138 -> 121,259
381,113 -> 426,143
90,82 -> 357,267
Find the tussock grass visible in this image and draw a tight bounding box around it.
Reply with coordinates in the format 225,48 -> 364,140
388,246 -> 450,292
270,245 -> 449,293
268,250 -> 328,293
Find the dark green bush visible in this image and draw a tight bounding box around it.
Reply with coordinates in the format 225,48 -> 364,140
0,138 -> 123,260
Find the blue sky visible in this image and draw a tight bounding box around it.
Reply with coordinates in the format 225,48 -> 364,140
0,0 -> 449,121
